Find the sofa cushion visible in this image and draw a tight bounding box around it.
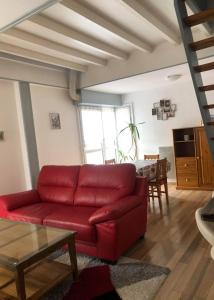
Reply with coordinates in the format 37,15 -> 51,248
7,203 -> 61,225
74,164 -> 136,207
38,165 -> 80,205
43,206 -> 97,243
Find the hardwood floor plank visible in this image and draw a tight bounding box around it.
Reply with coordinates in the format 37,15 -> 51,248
126,185 -> 213,300
194,259 -> 214,299
207,282 -> 214,300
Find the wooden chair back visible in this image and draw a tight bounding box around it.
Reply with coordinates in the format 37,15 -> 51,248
144,154 -> 160,160
156,158 -> 167,181
105,159 -> 116,165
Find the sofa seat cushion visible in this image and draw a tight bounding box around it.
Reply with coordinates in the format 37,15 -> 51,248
43,206 -> 98,243
7,203 -> 61,225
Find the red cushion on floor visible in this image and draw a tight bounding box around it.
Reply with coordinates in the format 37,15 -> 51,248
43,206 -> 98,243
7,203 -> 63,224
63,265 -> 119,300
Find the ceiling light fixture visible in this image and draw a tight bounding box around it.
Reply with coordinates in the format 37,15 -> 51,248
165,74 -> 182,81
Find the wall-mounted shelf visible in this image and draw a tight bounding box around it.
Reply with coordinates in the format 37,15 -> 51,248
174,140 -> 194,143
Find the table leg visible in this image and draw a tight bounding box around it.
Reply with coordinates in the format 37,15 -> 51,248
67,237 -> 78,280
15,268 -> 26,300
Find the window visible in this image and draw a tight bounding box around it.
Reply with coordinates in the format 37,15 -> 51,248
79,105 -> 132,164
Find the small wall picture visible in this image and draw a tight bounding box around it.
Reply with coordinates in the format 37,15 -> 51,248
157,110 -> 162,120
153,102 -> 159,108
152,108 -> 157,115
160,100 -> 165,107
0,131 -> 4,141
164,107 -> 170,113
165,100 -> 170,107
171,104 -> 176,111
162,112 -> 168,120
49,113 -> 61,129
169,111 -> 175,117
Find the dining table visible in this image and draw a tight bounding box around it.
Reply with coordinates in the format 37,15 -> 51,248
134,159 -> 170,180
134,160 -> 157,180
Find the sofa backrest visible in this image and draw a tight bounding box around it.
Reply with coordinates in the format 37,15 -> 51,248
38,165 -> 80,205
74,164 -> 136,207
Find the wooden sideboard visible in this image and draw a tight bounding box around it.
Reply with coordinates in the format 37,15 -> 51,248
173,126 -> 214,190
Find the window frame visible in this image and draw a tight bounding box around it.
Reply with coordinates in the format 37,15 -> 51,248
78,103 -> 133,164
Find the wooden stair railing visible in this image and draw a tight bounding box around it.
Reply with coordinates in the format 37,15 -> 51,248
174,0 -> 214,160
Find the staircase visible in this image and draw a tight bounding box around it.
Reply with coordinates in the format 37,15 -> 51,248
174,1 -> 214,160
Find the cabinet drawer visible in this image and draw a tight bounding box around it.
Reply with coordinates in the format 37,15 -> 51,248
177,174 -> 198,187
176,158 -> 197,174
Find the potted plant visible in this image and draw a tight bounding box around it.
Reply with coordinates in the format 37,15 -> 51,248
118,122 -> 144,162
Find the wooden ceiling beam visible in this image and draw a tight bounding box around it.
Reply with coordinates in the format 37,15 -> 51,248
30,15 -> 129,60
0,42 -> 87,72
61,0 -> 152,52
4,28 -> 107,66
121,0 -> 180,44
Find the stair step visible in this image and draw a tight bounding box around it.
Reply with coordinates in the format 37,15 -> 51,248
199,85 -> 214,92
184,9 -> 214,27
207,121 -> 214,125
203,104 -> 214,109
190,36 -> 214,51
194,62 -> 214,72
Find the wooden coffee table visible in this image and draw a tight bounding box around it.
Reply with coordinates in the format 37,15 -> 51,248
0,218 -> 78,300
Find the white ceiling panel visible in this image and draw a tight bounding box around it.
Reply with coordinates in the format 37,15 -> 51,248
16,21 -> 111,59
78,0 -> 164,45
43,4 -> 137,51
0,34 -> 88,65
0,0 -> 60,32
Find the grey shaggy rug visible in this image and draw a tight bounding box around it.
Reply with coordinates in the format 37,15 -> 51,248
42,251 -> 170,300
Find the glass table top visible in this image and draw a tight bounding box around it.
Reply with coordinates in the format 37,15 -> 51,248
0,218 -> 75,267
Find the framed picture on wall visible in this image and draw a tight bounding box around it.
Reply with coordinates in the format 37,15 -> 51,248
162,112 -> 168,120
49,113 -> 61,129
153,102 -> 159,108
165,99 -> 171,107
160,99 -> 165,107
152,108 -> 157,115
171,104 -> 176,111
157,110 -> 162,120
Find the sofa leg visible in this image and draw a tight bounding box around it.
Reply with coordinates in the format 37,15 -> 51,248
100,259 -> 117,265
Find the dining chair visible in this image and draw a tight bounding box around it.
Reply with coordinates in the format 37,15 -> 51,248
105,159 -> 116,165
148,158 -> 169,211
144,154 -> 160,160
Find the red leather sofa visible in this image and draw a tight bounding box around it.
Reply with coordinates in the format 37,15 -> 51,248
0,164 -> 148,262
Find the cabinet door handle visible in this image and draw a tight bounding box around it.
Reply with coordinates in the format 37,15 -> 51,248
185,178 -> 189,182
184,163 -> 188,167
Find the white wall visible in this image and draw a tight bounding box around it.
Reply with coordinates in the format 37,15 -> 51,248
0,79 -> 26,194
30,84 -> 82,167
123,77 -> 213,158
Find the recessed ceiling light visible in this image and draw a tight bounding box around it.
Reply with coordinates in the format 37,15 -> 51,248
0,0 -> 60,33
165,74 -> 182,81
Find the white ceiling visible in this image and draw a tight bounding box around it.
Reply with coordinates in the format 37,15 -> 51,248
0,0 -> 60,31
0,0 -> 209,72
84,56 -> 214,94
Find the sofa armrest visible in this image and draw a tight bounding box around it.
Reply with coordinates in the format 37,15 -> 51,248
134,176 -> 148,198
89,196 -> 143,225
0,190 -> 41,212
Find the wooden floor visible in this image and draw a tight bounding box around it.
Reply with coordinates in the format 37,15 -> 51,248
126,184 -> 214,300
